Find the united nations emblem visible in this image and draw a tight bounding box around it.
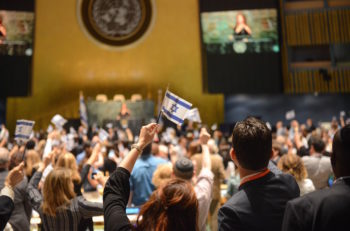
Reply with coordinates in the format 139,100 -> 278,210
78,0 -> 154,46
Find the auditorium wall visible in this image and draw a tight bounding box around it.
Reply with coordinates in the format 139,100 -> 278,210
6,0 -> 224,131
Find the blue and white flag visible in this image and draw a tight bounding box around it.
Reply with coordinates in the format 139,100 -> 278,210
80,92 -> 88,127
285,110 -> 296,120
99,128 -> 109,142
185,108 -> 202,123
51,114 -> 67,130
161,90 -> 192,125
15,120 -> 35,144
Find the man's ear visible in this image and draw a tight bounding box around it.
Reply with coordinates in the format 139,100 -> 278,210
270,150 -> 274,159
309,145 -> 315,154
230,148 -> 239,168
230,148 -> 236,162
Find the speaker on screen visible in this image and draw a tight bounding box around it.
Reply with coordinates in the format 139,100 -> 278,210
199,0 -> 282,94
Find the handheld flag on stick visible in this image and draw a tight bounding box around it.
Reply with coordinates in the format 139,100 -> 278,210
15,120 -> 35,144
185,108 -> 202,123
51,114 -> 67,130
99,128 -> 109,142
158,90 -> 192,125
80,91 -> 88,128
285,110 -> 296,120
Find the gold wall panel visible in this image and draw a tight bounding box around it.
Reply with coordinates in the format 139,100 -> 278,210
6,0 -> 224,130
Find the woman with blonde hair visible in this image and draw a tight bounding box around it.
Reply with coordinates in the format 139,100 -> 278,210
55,146 -> 100,231
56,153 -> 81,189
27,155 -> 103,231
152,163 -> 173,188
277,154 -> 315,196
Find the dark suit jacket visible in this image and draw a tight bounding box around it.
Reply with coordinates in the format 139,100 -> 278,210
218,168 -> 299,231
282,177 -> 350,231
0,195 -> 14,231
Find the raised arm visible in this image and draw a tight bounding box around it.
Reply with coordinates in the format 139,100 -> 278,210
200,128 -> 211,170
119,123 -> 157,172
195,128 -> 214,230
0,163 -> 24,230
103,123 -> 157,231
77,196 -> 103,218
78,143 -> 101,192
27,155 -> 51,211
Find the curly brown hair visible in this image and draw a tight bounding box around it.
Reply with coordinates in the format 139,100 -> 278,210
137,178 -> 198,231
277,154 -> 308,181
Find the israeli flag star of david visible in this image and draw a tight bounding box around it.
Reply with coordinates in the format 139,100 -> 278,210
15,120 -> 35,144
161,90 -> 192,125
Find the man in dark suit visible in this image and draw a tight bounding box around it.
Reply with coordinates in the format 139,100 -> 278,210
218,117 -> 299,231
282,124 -> 350,231
0,163 -> 24,230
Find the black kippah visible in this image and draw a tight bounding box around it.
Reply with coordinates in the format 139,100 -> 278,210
173,157 -> 194,180
176,158 -> 193,172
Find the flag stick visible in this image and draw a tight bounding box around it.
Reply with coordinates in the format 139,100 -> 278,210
156,84 -> 169,124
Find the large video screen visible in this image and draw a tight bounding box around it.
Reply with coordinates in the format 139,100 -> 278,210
0,10 -> 34,56
201,9 -> 279,55
0,0 -> 34,97
199,0 -> 282,94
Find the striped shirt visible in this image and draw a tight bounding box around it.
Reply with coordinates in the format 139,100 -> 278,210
27,171 -> 103,231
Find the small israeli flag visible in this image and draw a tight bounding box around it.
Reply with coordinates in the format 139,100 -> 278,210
99,128 -> 109,142
15,120 -> 35,144
285,110 -> 296,120
161,90 -> 192,125
51,114 -> 67,130
80,92 -> 88,127
185,108 -> 202,123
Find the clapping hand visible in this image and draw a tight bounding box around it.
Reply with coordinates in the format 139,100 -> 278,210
5,162 -> 25,188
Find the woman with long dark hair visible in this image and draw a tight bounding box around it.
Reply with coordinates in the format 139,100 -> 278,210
103,123 -> 199,231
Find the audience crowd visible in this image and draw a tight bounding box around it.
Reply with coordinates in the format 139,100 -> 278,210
0,113 -> 349,231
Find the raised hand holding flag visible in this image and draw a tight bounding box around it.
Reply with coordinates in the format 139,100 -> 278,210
159,89 -> 192,125
15,120 -> 35,144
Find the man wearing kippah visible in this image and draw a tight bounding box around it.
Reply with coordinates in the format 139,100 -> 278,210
173,128 -> 214,231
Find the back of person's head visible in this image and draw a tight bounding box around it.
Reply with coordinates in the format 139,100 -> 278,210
187,141 -> 201,158
0,147 -> 9,167
309,136 -> 325,153
137,178 -> 198,231
332,125 -> 350,177
173,157 -> 194,180
232,117 -> 272,170
141,143 -> 152,156
159,144 -> 169,155
277,154 -> 307,181
25,150 -> 41,177
56,153 -> 81,184
152,163 -> 173,188
83,141 -> 91,152
25,140 -> 36,150
42,168 -> 76,216
272,140 -> 282,157
151,143 -> 159,156
9,150 -> 23,170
